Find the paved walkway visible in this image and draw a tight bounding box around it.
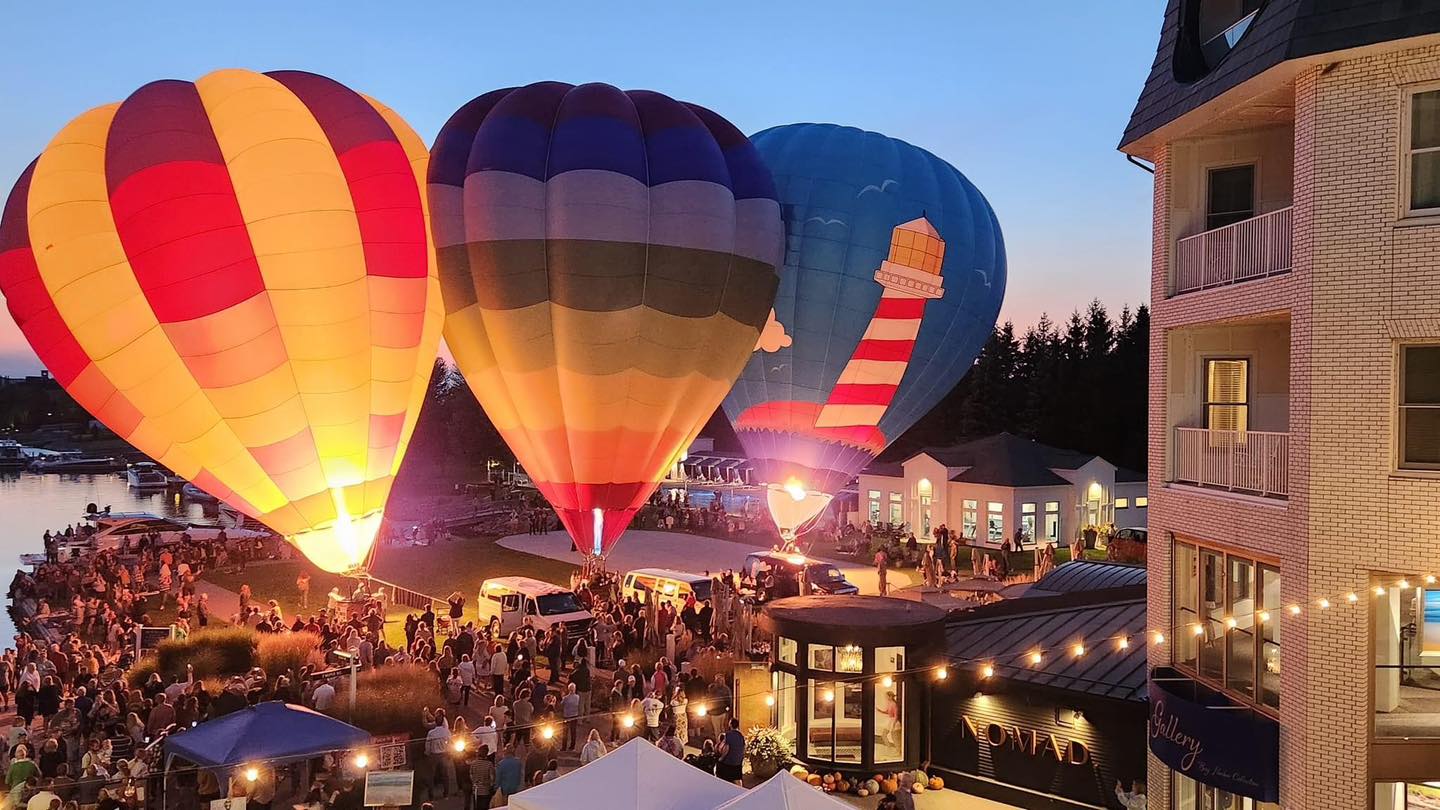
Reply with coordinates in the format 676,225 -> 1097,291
497,530 -> 911,595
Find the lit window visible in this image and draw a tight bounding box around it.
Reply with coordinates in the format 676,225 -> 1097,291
1021,503 -> 1036,514
986,502 -> 1003,513
986,503 -> 1003,543
1206,359 -> 1249,433
1172,539 -> 1280,711
1398,345 -> 1440,470
1406,87 -> 1440,215
1135,497 -> 1148,508
1044,501 -> 1059,513
1115,498 -> 1129,509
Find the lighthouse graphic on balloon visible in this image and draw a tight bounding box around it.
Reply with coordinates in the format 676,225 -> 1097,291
815,216 -> 946,431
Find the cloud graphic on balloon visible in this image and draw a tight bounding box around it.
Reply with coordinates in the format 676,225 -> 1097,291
755,308 -> 792,352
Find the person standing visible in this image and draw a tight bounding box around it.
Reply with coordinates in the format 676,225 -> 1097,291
495,746 -> 522,806
489,644 -> 509,697
874,549 -> 889,596
640,691 -> 664,741
424,712 -> 454,800
296,572 -> 310,609
715,719 -> 745,784
560,684 -> 581,750
468,745 -> 496,810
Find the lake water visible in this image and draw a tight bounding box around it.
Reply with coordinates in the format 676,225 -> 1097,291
0,471 -> 216,640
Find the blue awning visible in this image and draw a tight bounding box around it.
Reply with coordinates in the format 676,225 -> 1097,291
1148,667 -> 1279,802
164,701 -> 370,769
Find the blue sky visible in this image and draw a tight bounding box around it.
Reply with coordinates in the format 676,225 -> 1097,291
0,1 -> 1162,375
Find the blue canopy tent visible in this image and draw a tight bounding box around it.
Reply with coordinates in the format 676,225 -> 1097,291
164,701 -> 370,769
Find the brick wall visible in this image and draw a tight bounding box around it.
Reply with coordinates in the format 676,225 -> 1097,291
1146,42 -> 1440,809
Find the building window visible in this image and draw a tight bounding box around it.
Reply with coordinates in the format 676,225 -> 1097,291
1043,501 -> 1060,543
867,490 -> 881,524
1174,772 -> 1279,810
1135,496 -> 1148,508
917,479 -> 933,537
1206,164 -> 1256,230
1172,539 -> 1280,711
1115,497 -> 1129,509
874,647 -> 904,764
962,500 -> 978,540
1019,503 -> 1036,546
1398,345 -> 1440,470
1205,358 -> 1249,432
1374,572 -> 1440,738
986,502 -> 1003,543
778,636 -> 797,666
888,492 -> 902,526
1406,87 -> 1440,215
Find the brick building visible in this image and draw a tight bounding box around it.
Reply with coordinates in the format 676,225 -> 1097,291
1119,2 -> 1440,808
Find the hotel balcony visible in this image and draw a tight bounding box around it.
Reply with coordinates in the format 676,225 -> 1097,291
1173,206 -> 1292,295
1164,315 -> 1290,500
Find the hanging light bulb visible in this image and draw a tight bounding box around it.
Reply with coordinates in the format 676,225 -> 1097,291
453,738 -> 467,753
1375,586 -> 1387,596
822,689 -> 835,703
1029,650 -> 1043,666
353,754 -> 369,769
880,675 -> 894,689
1258,610 -> 1271,623
764,694 -> 775,707
1224,616 -> 1238,630
1287,604 -> 1301,616
1071,643 -> 1085,657
1399,579 -> 1411,590
1425,575 -> 1436,586
623,715 -> 635,728
1318,598 -> 1330,609
1347,592 -> 1359,603
1117,636 -> 1130,650
937,666 -> 949,681
1191,623 -> 1205,637
1153,631 -> 1166,645
980,664 -> 994,679
541,726 -> 556,741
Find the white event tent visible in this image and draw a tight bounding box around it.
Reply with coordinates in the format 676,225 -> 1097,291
715,772 -> 853,810
504,738 -> 745,810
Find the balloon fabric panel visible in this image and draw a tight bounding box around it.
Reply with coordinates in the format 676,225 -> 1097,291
722,123 -> 1005,503
431,81 -> 781,556
0,69 -> 443,573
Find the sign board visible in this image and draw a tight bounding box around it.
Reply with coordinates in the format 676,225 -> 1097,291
210,799 -> 246,810
136,626 -> 175,657
364,770 -> 414,807
1423,589 -> 1440,657
373,733 -> 408,770
1148,668 -> 1279,803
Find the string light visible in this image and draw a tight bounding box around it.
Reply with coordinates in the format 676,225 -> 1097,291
695,705 -> 708,717
1117,636 -> 1130,650
1224,616 -> 1238,630
1071,643 -> 1086,657
764,694 -> 775,707
245,768 -> 259,783
1399,579 -> 1411,590
1153,632 -> 1166,645
352,754 -> 368,769
1287,604 -> 1301,616
1029,650 -> 1044,666
541,726 -> 555,741
1347,592 -> 1359,603
880,675 -> 894,689
936,666 -> 949,681
1258,610 -> 1271,623
1191,623 -> 1205,637
1317,599 -> 1330,610
981,664 -> 994,679
453,739 -> 467,753
1426,575 -> 1436,585
622,715 -> 635,729
823,689 -> 835,703
1375,586 -> 1387,596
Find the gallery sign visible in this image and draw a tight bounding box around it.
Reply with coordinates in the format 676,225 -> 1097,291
1148,667 -> 1279,803
959,714 -> 1091,766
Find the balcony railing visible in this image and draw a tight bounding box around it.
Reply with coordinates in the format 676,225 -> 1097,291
1174,206 -> 1293,295
1172,427 -> 1289,498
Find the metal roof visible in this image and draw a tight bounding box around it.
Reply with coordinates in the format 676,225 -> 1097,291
1023,561 -> 1148,598
945,589 -> 1148,703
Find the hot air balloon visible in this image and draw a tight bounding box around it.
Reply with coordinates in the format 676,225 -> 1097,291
429,82 -> 781,558
721,123 -> 1006,544
0,69 -> 443,573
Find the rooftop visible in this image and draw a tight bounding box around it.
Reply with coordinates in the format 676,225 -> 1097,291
865,432 -> 1102,489
1022,560 -> 1148,599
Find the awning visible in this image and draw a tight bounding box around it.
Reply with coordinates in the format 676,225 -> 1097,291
1148,667 -> 1279,802
163,701 -> 370,769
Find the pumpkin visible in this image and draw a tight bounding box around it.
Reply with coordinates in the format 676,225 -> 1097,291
863,779 -> 880,795
790,765 -> 808,776
929,776 -> 944,790
807,774 -> 823,787
912,783 -> 926,794
792,769 -> 808,781
838,780 -> 850,793
881,778 -> 899,795
913,770 -> 928,785
857,789 -> 870,798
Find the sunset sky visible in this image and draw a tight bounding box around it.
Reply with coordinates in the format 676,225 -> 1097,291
0,1 -> 1160,376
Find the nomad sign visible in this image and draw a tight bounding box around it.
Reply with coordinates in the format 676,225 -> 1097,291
959,715 -> 1091,765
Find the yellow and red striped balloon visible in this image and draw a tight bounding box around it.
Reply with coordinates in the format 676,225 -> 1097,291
0,69 -> 443,572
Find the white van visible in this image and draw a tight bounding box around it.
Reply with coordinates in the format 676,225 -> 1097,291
476,576 -> 594,639
621,568 -> 714,608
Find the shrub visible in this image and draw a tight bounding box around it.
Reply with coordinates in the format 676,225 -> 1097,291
154,627 -> 257,681
745,726 -> 793,767
332,664 -> 441,737
125,656 -> 160,689
257,631 -> 323,677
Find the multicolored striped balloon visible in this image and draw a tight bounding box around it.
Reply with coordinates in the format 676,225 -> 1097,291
721,123 -> 1006,541
430,82 -> 781,557
0,69 -> 443,573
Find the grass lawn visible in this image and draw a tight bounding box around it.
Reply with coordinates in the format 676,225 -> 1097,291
201,532 -> 577,647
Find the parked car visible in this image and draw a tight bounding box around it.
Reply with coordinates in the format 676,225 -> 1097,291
621,568 -> 713,607
742,551 -> 859,600
475,576 -> 594,640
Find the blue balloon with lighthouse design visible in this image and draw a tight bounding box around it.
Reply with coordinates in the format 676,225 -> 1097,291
721,123 -> 1005,538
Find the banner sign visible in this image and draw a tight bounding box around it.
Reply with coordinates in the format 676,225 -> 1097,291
364,771 -> 413,807
1148,668 -> 1279,803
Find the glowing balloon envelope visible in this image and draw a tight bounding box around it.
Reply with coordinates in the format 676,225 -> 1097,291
0,69 -> 443,572
722,123 -> 1006,541
429,82 -> 781,557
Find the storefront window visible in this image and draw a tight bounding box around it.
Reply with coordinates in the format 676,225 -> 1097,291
1173,772 -> 1280,809
1373,574 -> 1440,738
837,681 -> 863,763
778,636 -> 797,666
1259,565 -> 1280,709
1174,543 -> 1199,667
775,671 -> 796,744
1199,548 -> 1225,681
1173,539 -> 1281,711
1226,557 -> 1255,700
807,678 -> 834,759
874,647 -> 904,764
1375,782 -> 1440,808
809,644 -> 834,671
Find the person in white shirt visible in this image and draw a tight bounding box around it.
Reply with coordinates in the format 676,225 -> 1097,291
640,691 -> 664,740
311,681 -> 336,712
1115,780 -> 1147,810
489,647 -> 509,695
477,715 -> 499,754
424,712 -> 455,799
